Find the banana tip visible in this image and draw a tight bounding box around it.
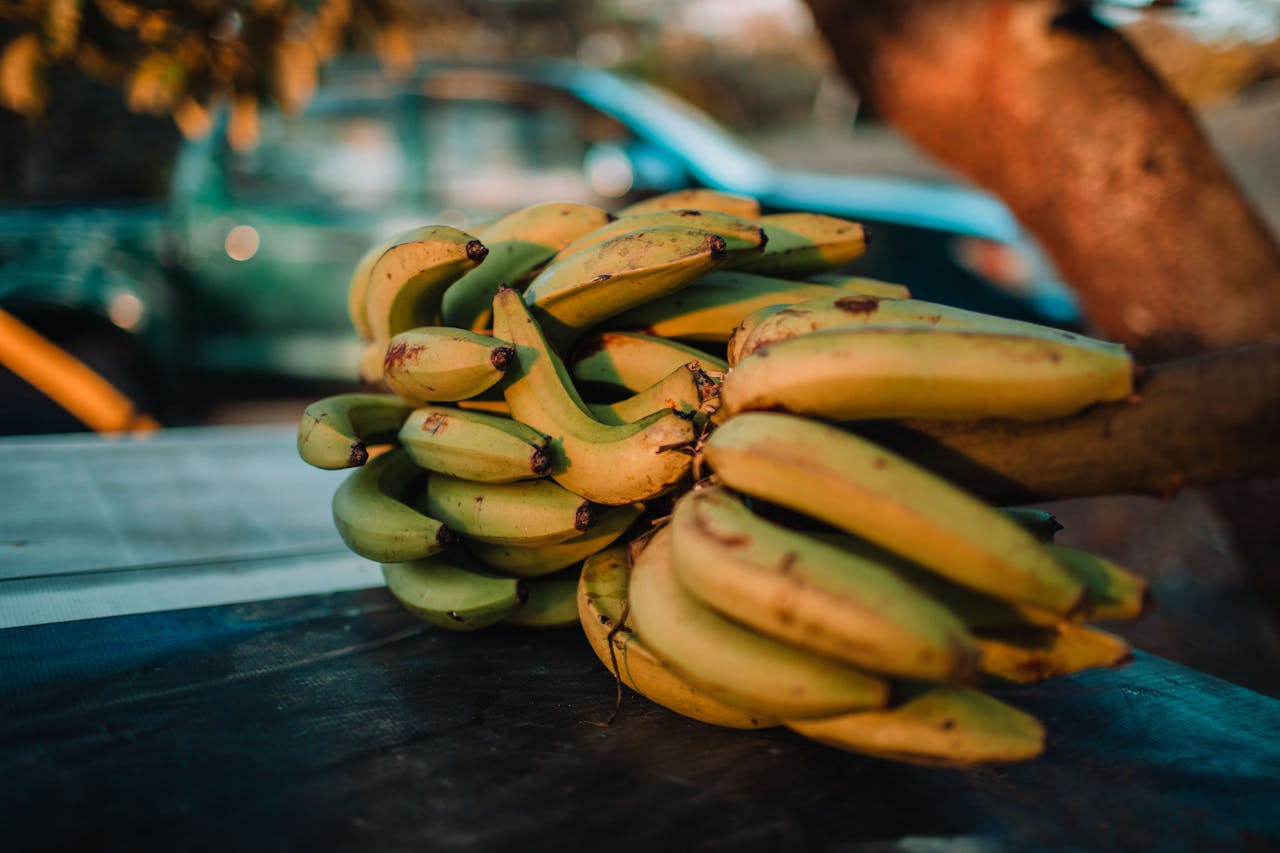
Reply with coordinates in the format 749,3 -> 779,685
348,442 -> 369,467
466,239 -> 489,263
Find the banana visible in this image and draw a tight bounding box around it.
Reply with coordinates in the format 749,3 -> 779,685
398,405 -> 552,484
702,413 -> 1087,616
522,226 -> 732,351
454,394 -> 512,417
731,211 -> 868,278
364,225 -> 488,344
577,545 -> 779,730
975,623 -> 1134,684
570,331 -> 727,394
999,507 -> 1063,543
357,339 -> 388,386
442,201 -> 613,331
805,272 -> 912,298
616,189 -> 761,219
468,502 -> 644,577
297,392 -> 414,469
331,449 -> 452,563
381,327 -> 515,403
587,363 -> 714,425
382,551 -> 525,631
1047,544 -> 1151,621
786,683 -> 1045,767
491,287 -> 697,505
421,472 -> 597,547
733,290 -> 1126,362
553,208 -> 766,262
719,327 -> 1135,422
504,565 -> 583,628
347,240 -> 385,340
628,525 -> 890,719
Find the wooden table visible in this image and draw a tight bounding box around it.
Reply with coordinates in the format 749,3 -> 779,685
2,425 -> 1278,851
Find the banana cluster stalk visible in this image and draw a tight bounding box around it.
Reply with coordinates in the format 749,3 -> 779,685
297,190 -> 1153,767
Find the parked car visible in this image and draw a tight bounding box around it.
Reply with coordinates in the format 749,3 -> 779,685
0,56 -> 1080,433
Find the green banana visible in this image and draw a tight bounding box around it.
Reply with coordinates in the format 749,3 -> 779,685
442,201 -> 613,331
570,331 -> 727,394
587,363 -> 714,425
616,189 -> 761,219
522,225 -> 732,351
553,208 -> 766,262
975,623 -> 1134,684
397,405 -> 552,484
382,551 -> 525,631
467,502 -> 644,577
719,327 -> 1135,422
504,565 -> 583,629
577,544 -> 780,729
786,683 -> 1045,767
669,485 -> 980,683
364,225 -> 488,345
628,525 -> 890,719
421,471 -> 597,547
331,448 -> 452,563
1047,544 -> 1151,621
298,392 -> 414,469
702,413 -> 1087,616
731,211 -> 868,278
491,286 -> 697,506
999,507 -> 1064,543
381,326 -> 515,403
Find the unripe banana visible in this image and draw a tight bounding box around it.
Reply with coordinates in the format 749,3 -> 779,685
720,327 -> 1135,422
554,208 -> 766,262
442,201 -> 613,331
731,211 -> 868,278
382,552 -> 525,631
616,189 -> 761,219
504,565 -> 583,629
1047,544 -> 1151,621
999,507 -> 1064,543
974,623 -> 1133,684
298,392 -> 414,469
587,363 -> 714,425
364,225 -> 488,345
421,472 -> 597,548
669,485 -> 980,683
702,413 -> 1087,616
628,525 -> 889,719
577,545 -> 779,730
331,449 -> 452,563
467,502 -> 643,577
492,287 -> 697,505
786,683 -> 1045,767
398,405 -> 552,484
381,326 -> 515,403
570,331 -> 726,394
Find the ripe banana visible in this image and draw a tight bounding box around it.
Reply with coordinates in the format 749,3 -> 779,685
616,188 -> 761,219
332,448 -> 452,563
975,623 -> 1134,684
364,225 -> 488,344
719,327 -> 1135,422
467,502 -> 644,577
577,545 -> 779,729
398,405 -> 552,484
628,525 -> 890,719
587,363 -> 714,425
669,485 -> 980,683
381,327 -> 515,403
298,392 -> 414,469
522,226 -> 731,351
554,208 -> 766,262
731,211 -> 868,278
347,240 -> 386,341
702,413 -> 1087,616
805,272 -> 912,298
570,331 -> 727,394
421,472 -> 596,547
504,565 -> 583,629
357,339 -> 389,386
786,683 -> 1045,767
382,551 -> 525,631
442,201 -> 613,331
491,287 -> 697,505
1047,544 -> 1151,621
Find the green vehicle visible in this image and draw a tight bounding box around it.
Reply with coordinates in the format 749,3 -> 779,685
0,58 -> 1079,434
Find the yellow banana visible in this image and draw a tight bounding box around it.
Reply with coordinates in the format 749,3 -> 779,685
442,201 -> 613,331
554,208 -> 766,262
398,405 -> 552,484
586,363 -> 713,425
421,472 -> 596,548
347,240 -> 385,340
616,189 -> 761,219
381,326 -> 515,403
382,551 -> 525,631
467,502 -> 644,577
669,485 -> 980,683
357,339 -> 388,386
570,331 -> 727,394
628,526 -> 889,719
786,683 -> 1045,767
364,225 -> 488,345
297,392 -> 414,469
504,565 -> 583,629
719,327 -> 1135,422
975,623 -> 1134,684
491,287 -> 696,506
702,413 -> 1087,616
731,211 -> 868,278
331,449 -> 452,563
577,545 -> 779,730
1047,544 -> 1151,621
805,272 -> 912,298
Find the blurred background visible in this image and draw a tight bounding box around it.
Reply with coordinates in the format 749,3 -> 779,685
1,0 -> 1278,695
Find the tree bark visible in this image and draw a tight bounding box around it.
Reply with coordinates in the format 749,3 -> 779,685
802,0 -> 1280,361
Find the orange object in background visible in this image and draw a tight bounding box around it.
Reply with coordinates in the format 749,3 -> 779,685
0,307 -> 160,435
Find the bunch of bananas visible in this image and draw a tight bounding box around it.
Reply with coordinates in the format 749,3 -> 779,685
297,188 -> 1150,766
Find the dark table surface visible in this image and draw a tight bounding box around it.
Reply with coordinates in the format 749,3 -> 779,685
2,426 -> 1278,852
